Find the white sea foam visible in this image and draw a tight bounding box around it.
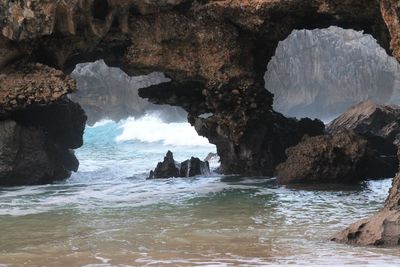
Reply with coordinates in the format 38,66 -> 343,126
115,115 -> 214,147
89,119 -> 114,128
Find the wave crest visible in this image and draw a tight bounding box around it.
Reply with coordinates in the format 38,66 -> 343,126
115,115 -> 214,147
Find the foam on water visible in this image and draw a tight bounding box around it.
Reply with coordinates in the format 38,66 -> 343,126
90,119 -> 114,128
0,116 -> 399,266
116,115 -> 214,147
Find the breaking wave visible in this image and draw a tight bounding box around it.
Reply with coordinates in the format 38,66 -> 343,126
115,115 -> 214,147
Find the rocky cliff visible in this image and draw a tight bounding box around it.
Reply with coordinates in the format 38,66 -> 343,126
1,0 -> 400,246
265,26 -> 400,120
71,60 -> 187,125
0,0 -> 393,176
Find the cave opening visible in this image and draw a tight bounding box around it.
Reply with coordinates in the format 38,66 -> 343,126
92,0 -> 109,21
264,26 -> 400,122
67,60 -> 218,182
262,26 -> 400,185
2,1 -> 400,260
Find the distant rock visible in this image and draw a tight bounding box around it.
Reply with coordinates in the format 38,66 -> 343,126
276,130 -> 398,184
71,60 -> 187,125
327,100 -> 400,145
148,151 -> 210,179
265,26 -> 400,120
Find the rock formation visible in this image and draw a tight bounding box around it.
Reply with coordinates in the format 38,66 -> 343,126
276,130 -> 398,184
180,157 -> 210,177
331,149 -> 400,246
0,0 -> 393,177
71,60 -> 188,125
327,100 -> 400,145
148,151 -> 210,179
1,0 -> 400,246
0,97 -> 86,186
0,61 -> 87,186
265,27 -> 400,120
149,151 -> 180,179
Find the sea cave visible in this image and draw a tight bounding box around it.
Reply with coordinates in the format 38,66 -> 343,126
1,0 -> 400,265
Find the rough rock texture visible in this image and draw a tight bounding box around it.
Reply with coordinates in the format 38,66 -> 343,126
2,0 -> 400,245
327,100 -> 400,145
0,0 -> 394,177
0,58 -> 87,186
0,62 -> 75,116
149,151 -> 210,179
332,151 -> 400,246
276,130 -> 398,184
193,113 -> 325,175
71,60 -> 187,125
265,26 -> 400,120
0,97 -> 86,186
180,157 -> 210,177
149,151 -> 180,179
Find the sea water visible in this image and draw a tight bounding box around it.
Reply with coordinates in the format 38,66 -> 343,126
0,115 -> 399,266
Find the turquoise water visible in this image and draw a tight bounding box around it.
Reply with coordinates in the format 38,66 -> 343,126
0,118 -> 399,266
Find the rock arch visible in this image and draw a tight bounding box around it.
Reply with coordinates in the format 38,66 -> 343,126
1,0 -> 400,246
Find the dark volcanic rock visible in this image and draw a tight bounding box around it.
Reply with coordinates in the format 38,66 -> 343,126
327,100 -> 400,145
149,151 -> 180,179
180,157 -> 210,177
149,151 -> 210,179
276,130 -> 398,184
2,0 -> 400,247
0,0 -> 393,180
0,120 -> 79,186
0,98 -> 86,186
194,112 -> 325,176
11,97 -> 86,149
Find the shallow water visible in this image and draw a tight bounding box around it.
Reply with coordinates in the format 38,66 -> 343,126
0,118 -> 399,266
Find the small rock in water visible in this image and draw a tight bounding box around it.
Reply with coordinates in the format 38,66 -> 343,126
148,151 -> 210,179
180,157 -> 210,177
148,151 -> 180,179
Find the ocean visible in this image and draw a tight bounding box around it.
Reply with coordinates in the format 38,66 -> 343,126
0,115 -> 399,266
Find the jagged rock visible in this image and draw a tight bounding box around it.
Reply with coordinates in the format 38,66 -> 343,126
276,130 -> 398,184
149,151 -> 180,179
0,62 -> 76,116
332,149 -> 400,246
193,113 -> 325,176
0,0 -> 395,179
149,151 -> 210,179
327,100 -> 400,145
266,27 -> 400,120
180,157 -> 210,177
70,60 -> 187,125
1,0 -> 400,246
